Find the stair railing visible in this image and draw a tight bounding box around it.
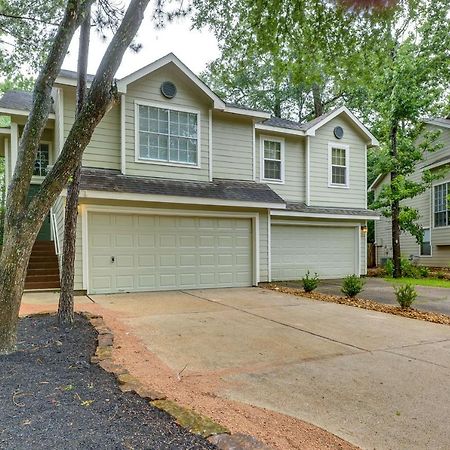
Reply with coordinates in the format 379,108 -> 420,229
51,211 -> 61,256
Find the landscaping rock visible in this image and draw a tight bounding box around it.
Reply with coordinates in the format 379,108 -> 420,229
208,433 -> 272,450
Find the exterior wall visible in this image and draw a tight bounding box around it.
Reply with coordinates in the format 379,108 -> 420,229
62,86 -> 121,171
74,199 -> 270,291
255,131 -> 306,202
212,112 -> 254,180
124,65 -> 211,181
374,125 -> 450,267
309,115 -> 367,208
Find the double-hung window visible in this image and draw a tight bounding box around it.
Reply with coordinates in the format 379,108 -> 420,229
33,143 -> 50,177
434,183 -> 450,227
329,143 -> 349,187
137,103 -> 199,165
261,137 -> 284,183
420,228 -> 431,256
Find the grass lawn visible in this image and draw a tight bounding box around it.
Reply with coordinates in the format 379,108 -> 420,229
385,277 -> 450,288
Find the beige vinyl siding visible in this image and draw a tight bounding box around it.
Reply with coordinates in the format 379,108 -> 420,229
62,86 -> 121,170
212,112 -> 253,180
124,65 -> 211,181
256,132 -> 306,202
309,116 -> 367,208
74,200 -> 270,291
422,125 -> 450,167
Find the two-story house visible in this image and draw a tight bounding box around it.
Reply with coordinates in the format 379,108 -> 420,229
0,53 -> 378,294
370,116 -> 450,267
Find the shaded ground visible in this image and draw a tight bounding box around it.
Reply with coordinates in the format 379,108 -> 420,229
278,277 -> 450,316
0,314 -> 215,450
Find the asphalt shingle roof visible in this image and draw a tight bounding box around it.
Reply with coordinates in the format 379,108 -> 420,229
263,108 -> 340,132
285,201 -> 379,218
0,90 -> 55,113
80,168 -> 286,205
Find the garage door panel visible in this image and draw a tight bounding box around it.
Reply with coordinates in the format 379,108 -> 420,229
272,225 -> 357,280
88,213 -> 252,294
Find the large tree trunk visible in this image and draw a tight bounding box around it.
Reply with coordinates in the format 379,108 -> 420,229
0,0 -> 150,354
58,7 -> 91,326
312,83 -> 324,118
390,123 -> 401,278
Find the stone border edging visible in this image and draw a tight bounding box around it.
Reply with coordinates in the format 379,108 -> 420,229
82,311 -> 272,450
262,284 -> 450,326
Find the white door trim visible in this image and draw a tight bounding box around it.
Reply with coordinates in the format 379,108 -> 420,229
80,205 -> 259,293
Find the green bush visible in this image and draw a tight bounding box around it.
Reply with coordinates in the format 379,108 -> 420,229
341,275 -> 365,298
384,259 -> 394,277
436,271 -> 445,279
400,258 -> 420,278
418,266 -> 430,278
302,271 -> 319,292
394,284 -> 417,309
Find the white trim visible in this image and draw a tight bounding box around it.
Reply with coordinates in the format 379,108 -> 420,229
208,109 -> 213,181
424,158 -> 450,171
10,122 -> 18,175
4,137 -> 9,192
419,227 -> 432,257
71,189 -> 286,210
328,142 -> 350,189
270,210 -> 379,221
0,127 -> 11,134
305,106 -> 379,146
223,105 -> 269,119
306,136 -> 311,206
82,204 -> 260,293
55,76 -> 82,88
356,225 -> 361,276
31,141 -> 53,180
134,99 -> 201,169
54,87 -> 64,155
368,173 -> 387,192
121,95 -> 126,174
267,211 -> 272,282
260,135 -> 285,184
255,122 -> 305,137
252,120 -> 256,181
364,144 -> 368,208
0,107 -> 56,120
423,119 -> 450,130
117,53 -> 225,108
432,180 -> 450,229
271,219 -> 364,227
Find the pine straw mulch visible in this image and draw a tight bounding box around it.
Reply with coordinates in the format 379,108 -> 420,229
261,283 -> 450,326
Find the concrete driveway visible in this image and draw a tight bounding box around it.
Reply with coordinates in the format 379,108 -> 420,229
85,287 -> 450,450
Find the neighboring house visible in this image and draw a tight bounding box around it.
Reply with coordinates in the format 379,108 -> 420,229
370,116 -> 450,267
0,53 -> 378,294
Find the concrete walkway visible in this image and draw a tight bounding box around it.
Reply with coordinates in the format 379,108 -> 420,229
313,277 -> 450,316
22,287 -> 450,450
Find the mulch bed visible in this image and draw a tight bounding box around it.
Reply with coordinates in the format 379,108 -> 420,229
0,314 -> 216,450
262,283 -> 450,326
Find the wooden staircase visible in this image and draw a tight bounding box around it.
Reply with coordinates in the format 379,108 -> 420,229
25,240 -> 60,290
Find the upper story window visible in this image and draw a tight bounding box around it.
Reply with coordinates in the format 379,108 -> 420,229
261,136 -> 285,183
434,183 -> 450,227
137,103 -> 199,166
33,143 -> 50,177
328,143 -> 349,188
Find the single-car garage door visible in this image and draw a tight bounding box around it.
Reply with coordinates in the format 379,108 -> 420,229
88,213 -> 253,294
271,225 -> 358,280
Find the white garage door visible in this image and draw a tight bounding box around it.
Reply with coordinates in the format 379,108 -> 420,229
88,213 -> 253,294
271,225 -> 358,280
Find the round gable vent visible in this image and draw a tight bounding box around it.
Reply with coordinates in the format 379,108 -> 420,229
160,81 -> 177,99
334,126 -> 344,139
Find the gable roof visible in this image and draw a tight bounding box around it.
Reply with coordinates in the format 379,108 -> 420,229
257,106 -> 379,146
423,117 -> 450,129
0,90 -> 55,116
368,173 -> 388,192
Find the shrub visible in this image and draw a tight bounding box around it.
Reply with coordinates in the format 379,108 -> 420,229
302,271 -> 319,292
384,259 -> 394,277
394,284 -> 417,309
418,266 -> 430,278
436,271 -> 445,279
341,275 -> 365,298
400,258 -> 420,278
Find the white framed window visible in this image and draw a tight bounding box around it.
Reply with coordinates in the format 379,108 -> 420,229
260,136 -> 285,183
328,143 -> 349,188
420,228 -> 431,256
433,182 -> 450,227
33,142 -> 51,177
135,101 -> 200,167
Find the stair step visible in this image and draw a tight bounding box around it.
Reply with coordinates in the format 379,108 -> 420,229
25,273 -> 60,281
29,256 -> 59,263
25,281 -> 61,290
27,261 -> 59,269
27,268 -> 60,276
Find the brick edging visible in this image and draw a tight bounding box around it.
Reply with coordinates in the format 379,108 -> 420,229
82,312 -> 272,450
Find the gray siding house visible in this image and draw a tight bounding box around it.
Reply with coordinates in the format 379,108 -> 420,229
0,53 -> 378,294
371,117 -> 450,267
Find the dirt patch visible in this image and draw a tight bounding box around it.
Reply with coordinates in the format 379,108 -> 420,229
262,283 -> 450,326
0,314 -> 215,450
83,302 -> 357,450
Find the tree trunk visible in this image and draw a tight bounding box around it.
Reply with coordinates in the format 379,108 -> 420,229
58,7 -> 91,326
0,0 -> 151,354
390,123 -> 401,278
312,83 -> 324,118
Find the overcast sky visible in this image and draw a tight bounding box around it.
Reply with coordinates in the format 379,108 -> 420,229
62,11 -> 220,78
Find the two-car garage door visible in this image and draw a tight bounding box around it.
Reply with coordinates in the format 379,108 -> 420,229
88,213 -> 253,294
271,225 -> 358,280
